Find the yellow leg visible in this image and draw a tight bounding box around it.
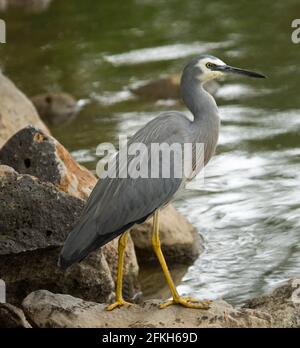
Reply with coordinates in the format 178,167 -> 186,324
106,231 -> 133,311
152,210 -> 212,310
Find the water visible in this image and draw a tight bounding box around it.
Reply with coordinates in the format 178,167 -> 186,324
1,0 -> 300,305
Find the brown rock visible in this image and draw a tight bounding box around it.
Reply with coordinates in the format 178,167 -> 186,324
31,93 -> 78,126
0,303 -> 32,328
131,204 -> 203,264
0,126 -> 97,200
0,73 -> 48,148
22,290 -> 272,328
244,278 -> 300,328
131,75 -> 181,100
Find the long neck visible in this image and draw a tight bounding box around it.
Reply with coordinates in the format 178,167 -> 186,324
180,75 -> 219,124
180,74 -> 220,165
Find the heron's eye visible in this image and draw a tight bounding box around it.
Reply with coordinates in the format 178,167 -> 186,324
206,63 -> 215,69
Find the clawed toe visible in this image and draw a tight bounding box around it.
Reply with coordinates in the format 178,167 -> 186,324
106,300 -> 133,311
159,297 -> 212,310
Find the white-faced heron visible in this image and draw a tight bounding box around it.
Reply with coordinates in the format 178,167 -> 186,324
58,55 -> 265,310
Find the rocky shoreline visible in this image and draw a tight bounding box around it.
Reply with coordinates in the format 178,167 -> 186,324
0,71 -> 299,328
1,279 -> 300,328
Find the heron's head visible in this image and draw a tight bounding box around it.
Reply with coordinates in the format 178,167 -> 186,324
184,55 -> 266,84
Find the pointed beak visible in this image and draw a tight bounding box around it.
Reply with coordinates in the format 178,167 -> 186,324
217,65 -> 266,79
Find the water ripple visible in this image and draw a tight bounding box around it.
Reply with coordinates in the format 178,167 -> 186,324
104,41 -> 232,66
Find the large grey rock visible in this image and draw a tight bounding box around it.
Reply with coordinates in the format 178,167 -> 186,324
0,165 -> 137,305
0,303 -> 32,328
21,280 -> 300,328
2,246 -> 115,307
22,290 -> 271,328
0,126 -> 97,200
0,126 -> 141,301
0,125 -> 140,299
0,73 -> 48,148
31,93 -> 78,126
131,204 -> 203,264
244,278 -> 300,328
0,166 -> 114,304
0,165 -> 84,254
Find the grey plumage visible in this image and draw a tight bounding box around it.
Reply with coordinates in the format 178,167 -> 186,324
58,54 -> 265,269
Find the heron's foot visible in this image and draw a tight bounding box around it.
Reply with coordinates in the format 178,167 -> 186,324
106,299 -> 133,311
159,296 -> 212,310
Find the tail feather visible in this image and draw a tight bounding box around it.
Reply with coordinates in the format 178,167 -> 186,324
58,218 -> 136,270
57,238 -> 106,270
58,217 -> 101,269
58,209 -> 153,270
58,228 -> 121,270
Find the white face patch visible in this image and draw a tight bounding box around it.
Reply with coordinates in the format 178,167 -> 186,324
196,57 -> 226,82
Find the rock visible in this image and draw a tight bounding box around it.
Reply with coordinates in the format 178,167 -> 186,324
2,246 -> 115,307
0,165 -> 85,254
138,263 -> 188,301
0,165 -> 137,305
0,166 -> 114,304
131,75 -> 181,100
130,74 -> 219,100
2,239 -> 140,307
0,73 -> 48,148
22,280 -> 300,328
0,129 -> 140,301
31,93 -> 78,126
0,126 -> 97,200
131,204 -> 203,264
0,303 -> 32,328
244,278 -> 300,328
22,290 -> 271,328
